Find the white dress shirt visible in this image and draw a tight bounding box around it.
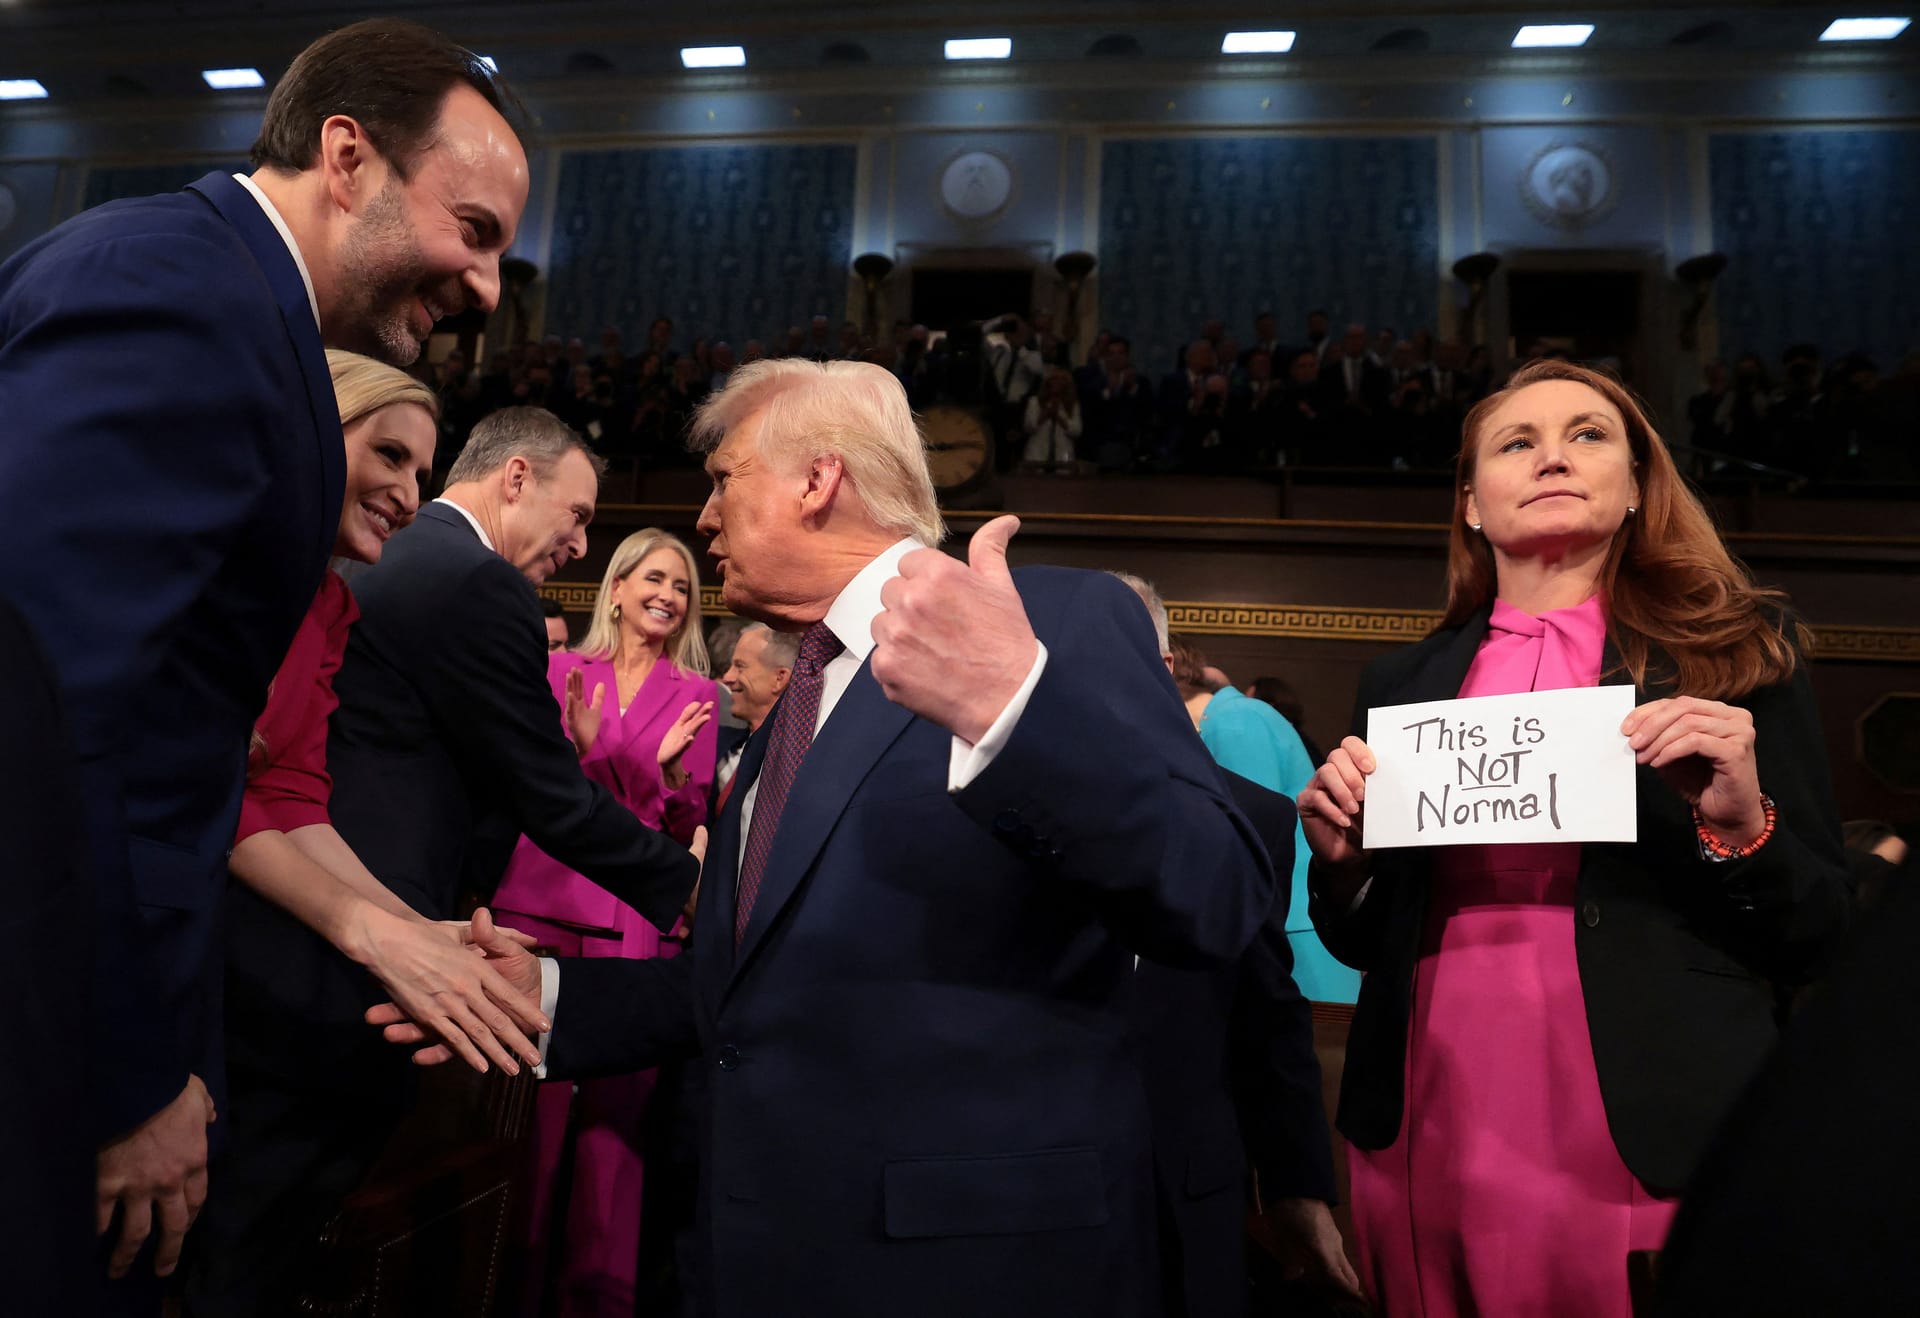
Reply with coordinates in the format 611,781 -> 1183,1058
231,173 -> 320,330
533,538 -> 1048,1073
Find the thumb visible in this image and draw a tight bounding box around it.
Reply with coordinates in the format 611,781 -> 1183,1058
966,515 -> 1020,585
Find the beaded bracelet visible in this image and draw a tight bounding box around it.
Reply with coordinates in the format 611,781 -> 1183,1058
1695,794 -> 1777,861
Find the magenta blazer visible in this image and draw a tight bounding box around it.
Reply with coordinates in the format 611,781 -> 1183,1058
492,650 -> 719,946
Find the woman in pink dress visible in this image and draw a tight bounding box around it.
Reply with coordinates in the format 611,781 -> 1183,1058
1298,360 -> 1850,1316
492,527 -> 718,1318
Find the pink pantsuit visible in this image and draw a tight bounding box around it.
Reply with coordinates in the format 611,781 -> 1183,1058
493,651 -> 718,1318
1349,596 -> 1677,1316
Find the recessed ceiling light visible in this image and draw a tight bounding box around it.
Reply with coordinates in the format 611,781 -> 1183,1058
201,67 -> 265,89
945,37 -> 1012,60
1222,31 -> 1297,54
477,55 -> 499,72
681,46 -> 747,68
1819,17 -> 1911,40
0,78 -> 49,100
1512,24 -> 1595,48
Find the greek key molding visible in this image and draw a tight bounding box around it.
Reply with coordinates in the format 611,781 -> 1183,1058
1169,603 -> 1444,644
538,586 -> 1920,663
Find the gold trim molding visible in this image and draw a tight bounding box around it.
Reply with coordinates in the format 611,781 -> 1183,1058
537,587 -> 1920,664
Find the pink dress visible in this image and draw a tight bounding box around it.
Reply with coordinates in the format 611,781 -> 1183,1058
492,651 -> 717,1318
1348,595 -> 1677,1317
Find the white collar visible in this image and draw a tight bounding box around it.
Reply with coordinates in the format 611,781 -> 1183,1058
819,538 -> 920,662
232,173 -> 320,329
433,496 -> 495,552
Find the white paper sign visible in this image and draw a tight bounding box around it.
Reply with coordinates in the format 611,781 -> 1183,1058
1362,685 -> 1638,849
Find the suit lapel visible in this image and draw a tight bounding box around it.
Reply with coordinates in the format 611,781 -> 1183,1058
186,171 -> 343,579
726,663 -> 915,994
693,716 -> 767,999
1406,605 -> 1493,703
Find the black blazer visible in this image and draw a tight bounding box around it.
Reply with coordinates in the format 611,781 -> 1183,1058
544,568 -> 1277,1318
224,503 -> 698,1086
1654,847 -> 1920,1315
1309,606 -> 1850,1193
0,597 -> 92,1315
1133,769 -> 1337,1318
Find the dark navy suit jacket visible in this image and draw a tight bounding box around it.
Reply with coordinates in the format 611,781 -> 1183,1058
546,566 -> 1276,1318
1132,770 -> 1337,1318
0,171 -> 343,1140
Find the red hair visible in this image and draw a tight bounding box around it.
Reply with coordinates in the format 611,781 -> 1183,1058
1442,360 -> 1805,699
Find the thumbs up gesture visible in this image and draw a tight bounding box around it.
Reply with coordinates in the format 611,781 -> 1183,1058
872,515 -> 1038,745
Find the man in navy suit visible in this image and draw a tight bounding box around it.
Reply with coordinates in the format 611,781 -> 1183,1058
377,359 -> 1275,1316
0,19 -> 528,1309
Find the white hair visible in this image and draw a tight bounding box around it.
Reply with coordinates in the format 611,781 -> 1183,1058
1108,571 -> 1170,656
688,358 -> 945,546
738,621 -> 799,670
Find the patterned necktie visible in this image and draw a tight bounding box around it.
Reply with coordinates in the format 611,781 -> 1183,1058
734,622 -> 843,945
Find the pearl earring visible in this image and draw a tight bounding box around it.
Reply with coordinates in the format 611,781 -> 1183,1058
1626,506 -> 1638,516
1469,522 -> 1482,532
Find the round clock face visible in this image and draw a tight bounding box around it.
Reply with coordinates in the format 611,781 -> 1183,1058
921,406 -> 992,490
938,150 -> 1013,223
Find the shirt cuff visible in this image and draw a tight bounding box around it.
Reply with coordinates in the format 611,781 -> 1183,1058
947,641 -> 1049,792
534,956 -> 560,1080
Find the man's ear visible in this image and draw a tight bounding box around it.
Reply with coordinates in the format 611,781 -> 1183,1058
770,668 -> 792,697
797,454 -> 846,525
318,113 -> 381,216
501,455 -> 531,504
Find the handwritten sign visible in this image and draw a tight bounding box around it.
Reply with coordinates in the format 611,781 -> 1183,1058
1362,686 -> 1637,849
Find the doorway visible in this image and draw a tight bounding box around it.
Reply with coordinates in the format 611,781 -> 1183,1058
1506,268 -> 1643,381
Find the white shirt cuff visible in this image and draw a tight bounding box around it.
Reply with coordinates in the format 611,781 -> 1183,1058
947,641 -> 1048,792
534,956 -> 560,1079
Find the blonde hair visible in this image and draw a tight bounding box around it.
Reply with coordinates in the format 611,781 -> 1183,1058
1445,359 -> 1804,699
327,348 -> 438,428
688,358 -> 945,546
253,352 -> 440,775
574,528 -> 710,675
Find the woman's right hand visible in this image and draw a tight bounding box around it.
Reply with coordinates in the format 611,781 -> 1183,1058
563,668 -> 606,759
1296,736 -> 1377,874
351,907 -> 550,1075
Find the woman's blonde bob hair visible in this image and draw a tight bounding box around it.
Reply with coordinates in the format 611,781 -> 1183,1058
1444,359 -> 1804,700
327,348 -> 439,429
574,528 -> 710,675
688,358 -> 945,546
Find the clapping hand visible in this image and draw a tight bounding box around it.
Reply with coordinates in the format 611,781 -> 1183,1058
658,699 -> 715,790
564,668 -> 606,758
872,517 -> 1036,746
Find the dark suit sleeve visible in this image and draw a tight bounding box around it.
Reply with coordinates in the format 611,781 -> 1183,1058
1306,666 -> 1399,973
953,571 -> 1275,968
544,953 -> 702,1079
1223,776 -> 1338,1204
417,556 -> 699,929
1693,661 -> 1851,985
0,232 -> 282,1135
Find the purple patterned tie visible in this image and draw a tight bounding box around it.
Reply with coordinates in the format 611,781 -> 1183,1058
734,621 -> 843,945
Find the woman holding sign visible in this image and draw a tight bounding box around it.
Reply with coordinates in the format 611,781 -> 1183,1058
1298,359 -> 1849,1317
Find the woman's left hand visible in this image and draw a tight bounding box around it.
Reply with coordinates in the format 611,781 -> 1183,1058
657,699 -> 715,789
1622,696 -> 1767,847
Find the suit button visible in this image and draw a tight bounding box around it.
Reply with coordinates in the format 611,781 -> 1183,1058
993,810 -> 1022,835
1581,901 -> 1601,928
716,1044 -> 741,1071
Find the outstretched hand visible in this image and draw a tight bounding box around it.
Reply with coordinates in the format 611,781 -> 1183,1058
366,908 -> 547,1069
564,668 -> 606,758
871,516 -> 1037,745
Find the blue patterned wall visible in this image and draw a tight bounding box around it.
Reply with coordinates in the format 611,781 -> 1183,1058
1710,129 -> 1920,370
546,142 -> 858,347
1099,135 -> 1439,371
82,162 -> 245,211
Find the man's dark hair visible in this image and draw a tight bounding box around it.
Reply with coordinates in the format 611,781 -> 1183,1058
252,18 -> 521,180
540,596 -> 565,620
